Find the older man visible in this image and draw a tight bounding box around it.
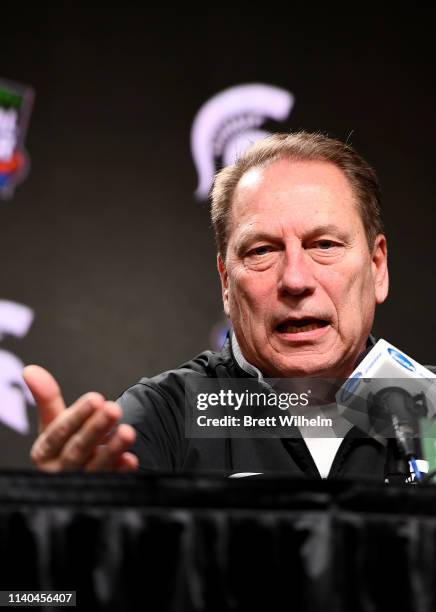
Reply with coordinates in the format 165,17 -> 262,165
24,131 -> 390,477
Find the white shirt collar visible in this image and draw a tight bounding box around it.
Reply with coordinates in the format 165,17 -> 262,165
230,331 -> 265,381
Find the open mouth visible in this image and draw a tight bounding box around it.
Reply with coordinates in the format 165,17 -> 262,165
276,318 -> 329,334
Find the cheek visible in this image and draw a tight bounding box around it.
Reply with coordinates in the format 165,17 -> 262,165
319,263 -> 374,309
324,266 -> 376,326
229,271 -> 275,313
352,264 -> 377,304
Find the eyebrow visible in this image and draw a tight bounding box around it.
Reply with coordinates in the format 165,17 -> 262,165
235,231 -> 280,255
304,224 -> 352,242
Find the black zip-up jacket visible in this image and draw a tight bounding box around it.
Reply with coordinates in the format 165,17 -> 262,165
119,337 -> 435,481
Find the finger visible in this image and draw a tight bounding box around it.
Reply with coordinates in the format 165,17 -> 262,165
31,391 -> 105,464
84,424 -> 136,471
59,401 -> 122,469
23,365 -> 66,431
113,452 -> 139,472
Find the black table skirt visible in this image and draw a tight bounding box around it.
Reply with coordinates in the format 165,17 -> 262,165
1,471 -> 436,611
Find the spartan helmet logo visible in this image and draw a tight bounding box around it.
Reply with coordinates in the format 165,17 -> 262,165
191,83 -> 294,200
0,300 -> 34,433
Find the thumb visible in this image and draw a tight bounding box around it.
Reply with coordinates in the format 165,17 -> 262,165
23,365 -> 66,431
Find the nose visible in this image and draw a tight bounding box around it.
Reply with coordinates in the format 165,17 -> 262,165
277,246 -> 316,298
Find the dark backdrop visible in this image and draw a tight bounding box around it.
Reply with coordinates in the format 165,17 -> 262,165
0,7 -> 434,467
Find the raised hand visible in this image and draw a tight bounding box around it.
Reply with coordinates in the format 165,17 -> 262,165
23,365 -> 138,472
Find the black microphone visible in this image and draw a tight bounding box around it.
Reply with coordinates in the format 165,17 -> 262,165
368,386 -> 427,481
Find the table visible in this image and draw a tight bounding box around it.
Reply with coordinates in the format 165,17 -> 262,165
1,471 -> 436,611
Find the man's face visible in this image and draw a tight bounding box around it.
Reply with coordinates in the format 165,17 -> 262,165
218,159 -> 389,378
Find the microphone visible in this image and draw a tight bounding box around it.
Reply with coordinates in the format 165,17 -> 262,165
368,386 -> 427,481
336,339 -> 436,482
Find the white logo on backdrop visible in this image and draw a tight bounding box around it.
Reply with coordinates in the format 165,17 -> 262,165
191,83 -> 294,200
0,300 -> 34,433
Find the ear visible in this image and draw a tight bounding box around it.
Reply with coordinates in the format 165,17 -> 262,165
217,253 -> 230,317
371,234 -> 389,304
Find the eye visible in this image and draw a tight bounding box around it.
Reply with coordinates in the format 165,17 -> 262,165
308,238 -> 345,262
248,245 -> 273,256
316,240 -> 337,250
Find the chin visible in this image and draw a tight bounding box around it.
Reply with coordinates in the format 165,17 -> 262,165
266,355 -> 339,379
264,362 -> 323,379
